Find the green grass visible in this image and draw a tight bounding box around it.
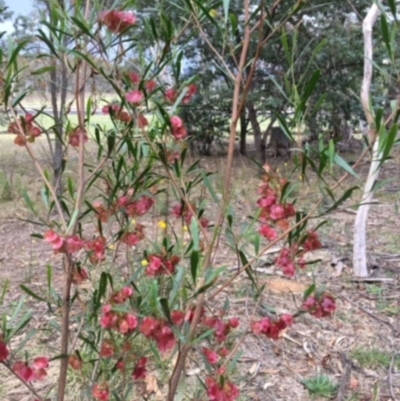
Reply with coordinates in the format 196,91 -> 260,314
0,171 -> 13,201
302,375 -> 338,398
351,347 -> 400,370
366,284 -> 385,297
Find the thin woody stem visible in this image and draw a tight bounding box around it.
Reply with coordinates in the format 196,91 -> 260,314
56,259 -> 73,401
57,2 -> 91,400
167,1 -> 252,399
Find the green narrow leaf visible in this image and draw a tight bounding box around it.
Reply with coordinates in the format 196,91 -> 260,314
275,112 -> 295,141
175,50 -> 184,81
160,298 -> 172,324
201,172 -> 218,203
70,50 -> 97,70
86,95 -> 93,122
190,216 -> 200,251
191,0 -> 220,28
31,66 -> 56,75
67,176 -> 75,199
381,123 -> 398,162
66,209 -> 80,235
190,250 -> 200,285
302,69 -> 321,102
9,297 -> 25,331
193,280 -> 216,297
47,265 -> 53,293
0,279 -> 9,306
14,329 -> 38,353
169,266 -> 185,304
9,311 -> 32,338
71,16 -> 93,38
229,13 -> 237,35
22,190 -> 37,215
380,14 -> 392,59
112,392 -> 122,401
375,108 -> 383,131
7,39 -> 29,68
253,232 -> 260,255
20,285 -> 46,302
333,154 -> 358,177
97,272 -> 109,304
239,251 -> 257,289
281,28 -> 291,63
327,139 -> 335,171
387,0 -> 397,20
12,90 -> 29,107
321,186 -> 358,215
149,17 -> 158,40
107,134 -> 116,156
223,0 -> 230,22
41,187 -> 50,209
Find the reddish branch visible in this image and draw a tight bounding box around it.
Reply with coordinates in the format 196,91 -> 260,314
57,1 -> 91,400
167,1 -> 252,399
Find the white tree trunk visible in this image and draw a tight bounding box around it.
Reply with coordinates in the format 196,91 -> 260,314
353,140 -> 382,276
353,3 -> 381,277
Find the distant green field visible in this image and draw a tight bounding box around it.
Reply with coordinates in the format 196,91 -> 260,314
1,114 -> 117,135
20,94 -> 119,109
35,114 -> 116,133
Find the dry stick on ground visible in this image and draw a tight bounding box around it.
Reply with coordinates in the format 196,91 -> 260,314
350,277 -> 394,283
341,295 -> 399,337
389,354 -> 397,401
337,352 -> 351,401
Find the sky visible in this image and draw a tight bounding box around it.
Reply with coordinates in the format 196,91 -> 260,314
5,0 -> 33,15
1,0 -> 33,34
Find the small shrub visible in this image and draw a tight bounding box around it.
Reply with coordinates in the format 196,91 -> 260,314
302,374 -> 338,398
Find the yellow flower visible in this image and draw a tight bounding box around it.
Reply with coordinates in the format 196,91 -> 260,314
108,244 -> 115,250
210,9 -> 218,17
183,225 -> 188,232
158,220 -> 167,230
141,259 -> 149,267
183,241 -> 188,246
130,219 -> 136,226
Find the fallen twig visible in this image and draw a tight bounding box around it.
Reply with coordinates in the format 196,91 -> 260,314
389,354 -> 397,401
337,352 -> 351,401
282,333 -> 302,346
350,277 -> 395,283
341,295 -> 399,337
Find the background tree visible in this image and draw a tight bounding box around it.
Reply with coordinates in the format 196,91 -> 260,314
139,0 -> 376,162
0,0 -> 12,22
